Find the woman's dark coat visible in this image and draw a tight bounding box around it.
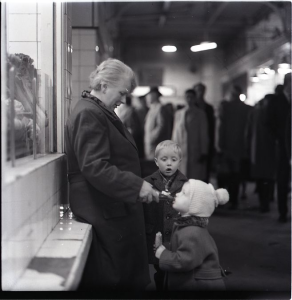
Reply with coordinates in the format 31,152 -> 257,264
65,93 -> 150,291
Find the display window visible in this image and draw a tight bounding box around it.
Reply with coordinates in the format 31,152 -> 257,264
3,2 -> 55,166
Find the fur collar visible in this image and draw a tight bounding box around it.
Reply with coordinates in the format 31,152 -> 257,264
174,215 -> 209,228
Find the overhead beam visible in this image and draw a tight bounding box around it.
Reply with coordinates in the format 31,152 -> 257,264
207,2 -> 228,27
158,1 -> 171,28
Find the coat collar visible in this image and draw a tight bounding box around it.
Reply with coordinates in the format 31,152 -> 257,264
174,215 -> 209,228
81,91 -> 138,151
150,170 -> 188,194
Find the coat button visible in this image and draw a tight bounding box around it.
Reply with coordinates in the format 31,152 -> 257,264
117,234 -> 123,241
166,201 -> 170,205
165,230 -> 170,235
166,214 -> 172,220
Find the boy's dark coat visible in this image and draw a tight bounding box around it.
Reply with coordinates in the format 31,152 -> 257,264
143,170 -> 188,264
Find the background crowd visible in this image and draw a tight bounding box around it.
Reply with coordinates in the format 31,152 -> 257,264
117,73 -> 291,223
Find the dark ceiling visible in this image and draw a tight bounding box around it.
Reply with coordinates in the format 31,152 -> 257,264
104,1 -> 290,46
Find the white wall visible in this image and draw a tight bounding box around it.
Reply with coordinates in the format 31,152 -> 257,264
2,2 -> 70,290
2,155 -> 67,290
72,29 -> 97,109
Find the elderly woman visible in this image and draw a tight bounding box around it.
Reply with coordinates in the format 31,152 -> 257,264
65,58 -> 158,291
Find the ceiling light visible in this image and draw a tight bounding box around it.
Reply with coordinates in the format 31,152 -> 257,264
132,86 -> 176,97
190,42 -> 217,52
162,45 -> 177,52
132,87 -> 150,97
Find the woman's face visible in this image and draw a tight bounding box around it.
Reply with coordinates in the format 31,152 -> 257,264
104,78 -> 131,111
173,182 -> 191,215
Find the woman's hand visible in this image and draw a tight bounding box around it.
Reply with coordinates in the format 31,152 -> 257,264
139,181 -> 159,203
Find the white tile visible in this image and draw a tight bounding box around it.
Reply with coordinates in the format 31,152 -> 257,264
37,13 -> 41,42
9,14 -> 37,42
80,66 -> 96,82
80,51 -> 96,66
37,42 -> 41,69
79,29 -> 96,36
72,51 -> 80,68
72,81 -> 80,100
67,2 -> 72,20
79,35 -> 96,50
68,51 -> 72,74
72,32 -> 80,50
64,41 -> 68,71
72,65 -> 80,80
8,42 -> 38,67
2,181 -> 13,203
37,240 -> 82,258
68,73 -> 72,99
63,15 -> 67,43
2,201 -> 14,239
8,2 -> 37,14
13,269 -> 64,291
67,17 -> 72,46
2,241 -> 20,290
80,81 -> 90,92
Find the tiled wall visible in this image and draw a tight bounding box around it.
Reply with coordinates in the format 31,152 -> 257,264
2,2 -> 71,291
72,29 -> 97,109
64,2 -> 73,123
7,2 -> 41,68
2,155 -> 67,290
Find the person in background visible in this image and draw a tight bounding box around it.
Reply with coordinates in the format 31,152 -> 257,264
155,179 -> 229,291
135,95 -> 149,158
217,85 -> 252,210
118,95 -> 143,156
268,73 -> 291,222
143,140 -> 188,291
194,83 -> 215,182
245,94 -> 277,213
172,89 -> 209,180
65,58 -> 159,291
144,87 -> 173,160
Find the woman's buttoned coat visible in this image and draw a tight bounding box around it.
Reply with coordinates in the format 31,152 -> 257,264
65,93 -> 150,291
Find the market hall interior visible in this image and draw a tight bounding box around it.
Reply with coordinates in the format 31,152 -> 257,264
1,1 -> 291,298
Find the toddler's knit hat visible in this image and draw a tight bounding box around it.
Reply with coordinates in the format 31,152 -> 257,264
188,179 -> 229,217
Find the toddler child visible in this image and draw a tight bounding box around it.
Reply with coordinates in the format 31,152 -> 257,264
155,179 -> 229,291
143,140 -> 188,291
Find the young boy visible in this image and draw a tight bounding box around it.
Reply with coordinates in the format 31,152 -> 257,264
155,179 -> 229,291
143,140 -> 188,291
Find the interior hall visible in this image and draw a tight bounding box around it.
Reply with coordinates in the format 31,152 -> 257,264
1,1 -> 291,298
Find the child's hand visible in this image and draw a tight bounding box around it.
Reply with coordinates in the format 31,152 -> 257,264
155,245 -> 166,259
155,232 -> 162,249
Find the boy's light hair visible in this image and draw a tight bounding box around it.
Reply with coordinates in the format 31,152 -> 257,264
154,140 -> 182,159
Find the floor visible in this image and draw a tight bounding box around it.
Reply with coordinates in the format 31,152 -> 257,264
145,179 -> 291,298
